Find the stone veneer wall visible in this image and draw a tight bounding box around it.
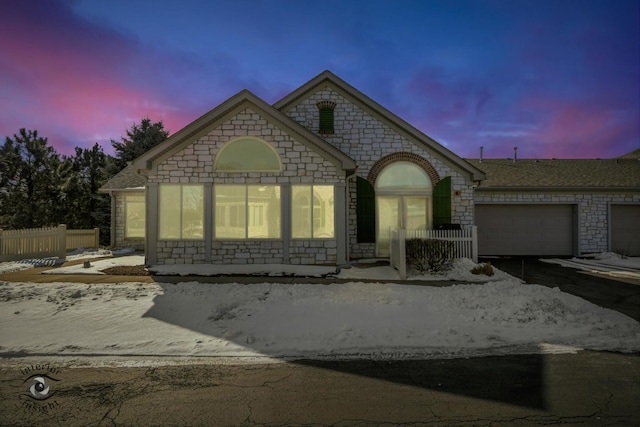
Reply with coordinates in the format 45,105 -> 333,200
145,108 -> 343,265
112,192 -> 145,251
473,191 -> 640,254
284,88 -> 475,259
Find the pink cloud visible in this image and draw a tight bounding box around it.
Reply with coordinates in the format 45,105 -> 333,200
0,1 -> 202,155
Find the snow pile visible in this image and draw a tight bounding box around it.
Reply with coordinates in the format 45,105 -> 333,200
1,279 -> 638,362
65,248 -> 114,261
337,258 -> 514,282
543,253 -> 640,280
0,262 -> 34,275
42,255 -> 146,275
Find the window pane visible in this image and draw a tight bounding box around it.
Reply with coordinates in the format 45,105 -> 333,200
215,185 -> 246,238
376,162 -> 431,190
215,138 -> 281,171
405,197 -> 428,230
125,196 -> 145,239
182,185 -> 204,239
292,186 -> 311,238
159,185 -> 181,239
376,196 -> 401,256
313,186 -> 334,238
248,186 -> 281,238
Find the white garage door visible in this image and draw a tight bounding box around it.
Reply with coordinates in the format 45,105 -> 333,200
476,204 -> 575,256
611,205 -> 640,256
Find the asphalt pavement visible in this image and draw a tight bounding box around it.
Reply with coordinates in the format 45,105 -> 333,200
484,256 -> 640,322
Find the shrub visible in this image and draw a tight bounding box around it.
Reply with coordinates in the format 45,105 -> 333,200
405,238 -> 455,273
471,262 -> 494,276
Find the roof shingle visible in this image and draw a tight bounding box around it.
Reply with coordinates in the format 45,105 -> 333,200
99,164 -> 146,192
467,158 -> 640,189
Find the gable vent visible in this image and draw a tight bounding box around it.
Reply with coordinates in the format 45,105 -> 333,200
316,101 -> 336,135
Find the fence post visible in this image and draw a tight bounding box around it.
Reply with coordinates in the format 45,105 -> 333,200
471,225 -> 478,263
93,227 -> 100,248
0,228 -> 3,259
399,228 -> 406,280
57,224 -> 67,260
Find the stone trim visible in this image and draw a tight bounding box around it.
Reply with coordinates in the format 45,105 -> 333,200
316,101 -> 337,110
367,152 -> 440,186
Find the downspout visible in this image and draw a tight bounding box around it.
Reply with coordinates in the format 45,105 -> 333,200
109,191 -> 116,249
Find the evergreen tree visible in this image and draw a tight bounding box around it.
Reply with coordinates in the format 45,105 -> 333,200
60,143 -> 113,244
110,118 -> 168,172
0,129 -> 64,228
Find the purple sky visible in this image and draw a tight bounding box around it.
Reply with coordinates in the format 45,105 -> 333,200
1,0 -> 638,159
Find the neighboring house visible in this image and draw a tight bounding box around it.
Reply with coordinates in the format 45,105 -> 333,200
469,152 -> 640,256
100,71 -> 640,264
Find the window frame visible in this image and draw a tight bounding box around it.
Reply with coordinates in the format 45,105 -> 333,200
158,184 -> 205,240
124,194 -> 145,239
214,184 -> 281,240
291,185 -> 335,239
214,137 -> 282,172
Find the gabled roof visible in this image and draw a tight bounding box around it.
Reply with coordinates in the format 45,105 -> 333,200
467,158 -> 640,191
99,164 -> 145,192
133,89 -> 356,173
274,70 -> 485,182
617,148 -> 640,160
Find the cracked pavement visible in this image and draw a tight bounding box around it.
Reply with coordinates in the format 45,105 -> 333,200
1,350 -> 638,426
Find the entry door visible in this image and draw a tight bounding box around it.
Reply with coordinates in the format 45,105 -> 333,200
376,196 -> 428,256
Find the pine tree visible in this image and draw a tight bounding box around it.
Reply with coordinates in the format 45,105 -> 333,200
110,118 -> 169,172
0,129 -> 64,228
60,143 -> 113,244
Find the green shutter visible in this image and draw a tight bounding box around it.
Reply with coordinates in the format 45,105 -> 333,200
319,108 -> 334,134
433,176 -> 451,228
356,177 -> 376,243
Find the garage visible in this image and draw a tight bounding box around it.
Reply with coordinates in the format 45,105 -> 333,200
611,204 -> 640,256
476,204 -> 576,256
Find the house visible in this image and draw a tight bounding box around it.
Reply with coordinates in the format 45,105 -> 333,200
100,71 -> 640,264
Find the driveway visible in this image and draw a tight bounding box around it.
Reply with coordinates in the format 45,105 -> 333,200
484,257 -> 640,322
2,351 -> 639,426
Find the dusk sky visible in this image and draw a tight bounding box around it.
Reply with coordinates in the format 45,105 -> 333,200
1,0 -> 638,159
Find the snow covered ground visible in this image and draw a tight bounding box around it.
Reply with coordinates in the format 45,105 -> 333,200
1,252 -> 639,366
542,252 -> 640,281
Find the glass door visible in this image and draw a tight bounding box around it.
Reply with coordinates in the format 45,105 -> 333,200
376,196 -> 429,256
376,196 -> 401,256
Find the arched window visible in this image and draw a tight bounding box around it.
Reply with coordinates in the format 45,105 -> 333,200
214,137 -> 282,172
376,162 -> 432,191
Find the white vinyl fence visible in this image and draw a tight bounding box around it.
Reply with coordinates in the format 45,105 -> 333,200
390,226 -> 478,280
0,225 -> 100,262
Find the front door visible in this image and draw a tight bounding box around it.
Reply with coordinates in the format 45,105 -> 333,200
374,161 -> 433,257
376,196 -> 429,256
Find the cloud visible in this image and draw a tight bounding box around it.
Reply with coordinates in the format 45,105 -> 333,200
0,1 -> 245,155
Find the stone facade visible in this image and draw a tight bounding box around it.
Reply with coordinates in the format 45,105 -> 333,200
144,108 -> 344,265
473,191 -> 640,254
112,192 -> 145,251
285,88 -> 476,258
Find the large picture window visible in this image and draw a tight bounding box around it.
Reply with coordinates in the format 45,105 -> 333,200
124,195 -> 145,239
292,185 -> 334,238
159,185 -> 204,239
215,185 -> 281,239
